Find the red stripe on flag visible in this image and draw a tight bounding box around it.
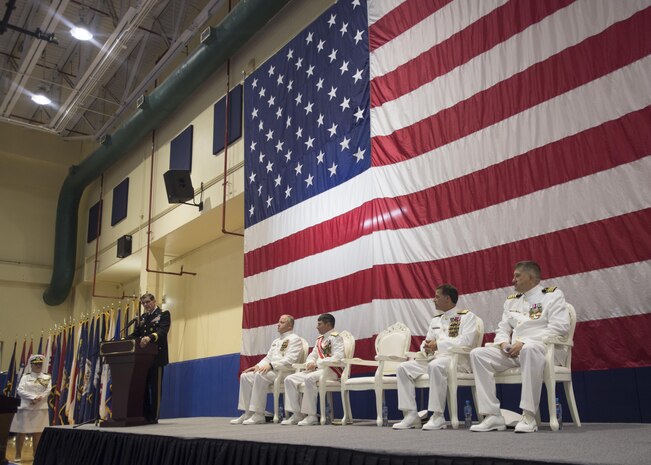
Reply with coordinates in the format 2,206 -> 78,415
243,209 -> 651,328
572,313 -> 651,371
369,0 -> 452,52
372,7 -> 651,166
371,0 -> 573,107
482,313 -> 651,371
245,107 -> 651,276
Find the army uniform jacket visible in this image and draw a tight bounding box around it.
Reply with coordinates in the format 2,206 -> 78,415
421,307 -> 478,356
495,284 -> 569,346
258,331 -> 303,370
132,307 -> 171,366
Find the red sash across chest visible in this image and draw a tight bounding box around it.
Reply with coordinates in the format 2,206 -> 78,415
316,335 -> 342,377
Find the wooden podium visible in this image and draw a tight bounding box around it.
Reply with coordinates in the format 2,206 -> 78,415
0,395 -> 20,465
100,339 -> 157,427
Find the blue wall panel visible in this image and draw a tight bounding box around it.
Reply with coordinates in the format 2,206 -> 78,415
159,353 -> 651,423
160,353 -> 240,418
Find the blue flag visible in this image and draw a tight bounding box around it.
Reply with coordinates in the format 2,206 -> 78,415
2,340 -> 17,397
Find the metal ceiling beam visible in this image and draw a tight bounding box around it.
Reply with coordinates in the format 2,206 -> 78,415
48,0 -> 159,132
121,31 -> 149,102
61,0 -> 175,135
95,0 -> 226,138
0,0 -> 70,117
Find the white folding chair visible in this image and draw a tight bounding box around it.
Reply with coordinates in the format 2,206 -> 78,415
339,322 -> 411,426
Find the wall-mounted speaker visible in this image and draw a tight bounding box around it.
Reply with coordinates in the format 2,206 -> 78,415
163,169 -> 194,203
117,235 -> 132,258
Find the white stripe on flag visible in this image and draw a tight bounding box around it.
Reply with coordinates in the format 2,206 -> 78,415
242,260 -> 651,355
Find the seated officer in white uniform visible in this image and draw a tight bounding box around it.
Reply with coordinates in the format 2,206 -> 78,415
470,260 -> 569,433
231,314 -> 303,425
393,284 -> 478,430
282,313 -> 344,426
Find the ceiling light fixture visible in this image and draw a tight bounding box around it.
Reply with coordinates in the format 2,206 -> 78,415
70,24 -> 93,41
31,93 -> 52,105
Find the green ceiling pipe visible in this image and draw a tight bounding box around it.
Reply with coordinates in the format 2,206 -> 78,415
43,0 -> 292,305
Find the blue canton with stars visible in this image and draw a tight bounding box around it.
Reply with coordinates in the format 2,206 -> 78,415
244,0 -> 370,228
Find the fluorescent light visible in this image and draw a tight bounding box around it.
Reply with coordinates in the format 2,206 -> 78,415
31,93 -> 52,105
70,25 -> 93,41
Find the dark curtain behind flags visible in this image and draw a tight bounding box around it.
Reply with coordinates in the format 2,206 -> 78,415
2,340 -> 17,397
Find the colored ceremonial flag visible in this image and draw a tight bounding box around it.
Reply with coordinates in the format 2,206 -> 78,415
43,334 -> 52,374
48,332 -> 60,424
2,340 -> 17,397
58,325 -> 75,425
53,328 -> 68,425
242,0 -> 651,371
90,313 -> 106,421
100,308 -> 119,420
37,334 -> 43,356
76,319 -> 92,422
67,321 -> 86,423
16,338 -> 26,385
26,338 -> 33,363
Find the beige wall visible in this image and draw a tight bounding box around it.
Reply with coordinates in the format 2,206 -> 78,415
0,0 -> 333,370
0,126 -> 91,370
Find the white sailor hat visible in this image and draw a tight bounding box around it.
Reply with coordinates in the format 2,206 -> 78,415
29,354 -> 45,364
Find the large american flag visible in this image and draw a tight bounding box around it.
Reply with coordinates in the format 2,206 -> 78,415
242,0 -> 651,372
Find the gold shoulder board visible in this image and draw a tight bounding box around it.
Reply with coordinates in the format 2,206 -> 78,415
457,309 -> 469,314
542,286 -> 557,293
331,331 -> 339,337
507,293 -> 522,300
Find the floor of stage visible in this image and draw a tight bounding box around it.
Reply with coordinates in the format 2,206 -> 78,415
50,417 -> 651,465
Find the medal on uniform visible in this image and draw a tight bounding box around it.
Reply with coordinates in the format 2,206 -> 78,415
529,303 -> 543,320
280,339 -> 289,355
448,316 -> 461,337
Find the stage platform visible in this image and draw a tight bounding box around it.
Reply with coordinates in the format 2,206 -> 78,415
33,417 -> 651,465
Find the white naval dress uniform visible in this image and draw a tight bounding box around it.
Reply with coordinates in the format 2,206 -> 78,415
396,307 -> 478,414
10,372 -> 52,433
470,285 -> 569,415
237,331 -> 303,413
284,330 -> 345,415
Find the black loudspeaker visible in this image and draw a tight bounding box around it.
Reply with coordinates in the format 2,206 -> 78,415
117,235 -> 132,258
163,169 -> 195,203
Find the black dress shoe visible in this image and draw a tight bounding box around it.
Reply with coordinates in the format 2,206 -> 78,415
147,418 -> 158,424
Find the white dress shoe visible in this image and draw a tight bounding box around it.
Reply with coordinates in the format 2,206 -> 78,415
422,414 -> 447,430
469,414 -> 506,432
280,413 -> 304,425
230,412 -> 252,424
392,411 -> 422,430
297,414 -> 320,426
242,413 -> 266,425
514,412 -> 538,433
